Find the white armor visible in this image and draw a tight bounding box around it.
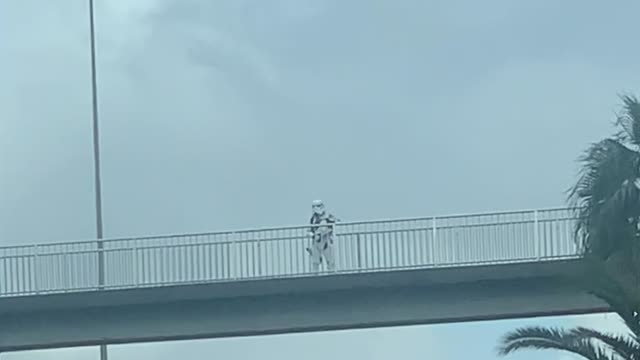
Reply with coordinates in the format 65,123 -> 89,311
307,200 -> 338,273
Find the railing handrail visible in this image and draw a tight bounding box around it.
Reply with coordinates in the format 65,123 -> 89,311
0,206 -> 575,251
0,217 -> 580,258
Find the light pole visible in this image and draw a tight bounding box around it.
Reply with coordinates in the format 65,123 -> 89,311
88,0 -> 107,359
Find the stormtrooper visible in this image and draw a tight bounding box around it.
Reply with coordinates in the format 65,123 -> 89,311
306,200 -> 339,273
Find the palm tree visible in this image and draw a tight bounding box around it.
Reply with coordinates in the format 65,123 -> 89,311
568,94 -> 640,299
496,95 -> 640,360
569,94 -> 640,262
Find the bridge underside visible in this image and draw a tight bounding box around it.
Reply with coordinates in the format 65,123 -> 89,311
0,259 -> 606,353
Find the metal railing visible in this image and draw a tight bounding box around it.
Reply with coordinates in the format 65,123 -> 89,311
0,208 -> 581,297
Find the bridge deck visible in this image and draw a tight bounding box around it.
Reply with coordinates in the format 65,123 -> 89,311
0,258 -> 605,352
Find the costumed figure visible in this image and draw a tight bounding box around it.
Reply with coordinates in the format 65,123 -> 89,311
306,200 -> 339,272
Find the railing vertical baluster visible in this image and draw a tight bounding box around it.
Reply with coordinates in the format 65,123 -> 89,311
2,250 -> 7,295
232,233 -> 237,280
356,234 -> 362,270
431,217 -> 437,266
534,210 -> 540,260
278,230 -> 295,275
33,245 -> 39,295
211,239 -> 216,279
20,253 -> 26,294
257,232 -> 262,277
393,223 -> 398,267
131,242 -> 140,287
192,236 -> 198,282
299,228 -> 304,274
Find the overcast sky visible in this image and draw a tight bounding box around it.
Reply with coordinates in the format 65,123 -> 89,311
1,0 -> 639,359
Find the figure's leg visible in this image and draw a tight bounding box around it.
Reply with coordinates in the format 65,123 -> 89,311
309,243 -> 321,273
323,238 -> 336,272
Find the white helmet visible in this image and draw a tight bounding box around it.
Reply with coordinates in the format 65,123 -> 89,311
312,199 -> 325,215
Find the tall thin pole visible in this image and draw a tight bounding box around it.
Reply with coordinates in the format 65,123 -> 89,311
88,0 -> 107,359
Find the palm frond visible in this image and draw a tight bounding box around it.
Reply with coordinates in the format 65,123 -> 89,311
497,326 -> 618,360
571,327 -> 640,360
614,94 -> 640,148
567,137 -> 640,258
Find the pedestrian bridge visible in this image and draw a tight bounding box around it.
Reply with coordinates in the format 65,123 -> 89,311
0,208 -> 605,353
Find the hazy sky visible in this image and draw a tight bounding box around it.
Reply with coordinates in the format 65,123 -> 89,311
1,0 -> 639,359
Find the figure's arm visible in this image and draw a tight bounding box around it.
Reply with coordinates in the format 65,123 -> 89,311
326,214 -> 339,234
309,216 -> 317,236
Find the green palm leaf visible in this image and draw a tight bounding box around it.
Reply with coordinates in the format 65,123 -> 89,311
498,326 -> 618,360
614,94 -> 640,148
570,327 -> 640,360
